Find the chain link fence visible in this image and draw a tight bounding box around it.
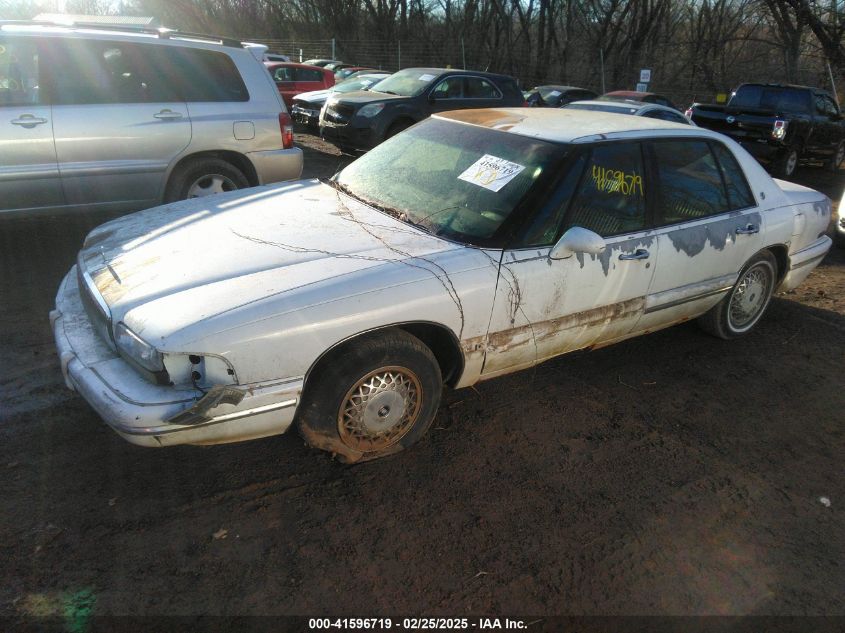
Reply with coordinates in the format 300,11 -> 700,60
256,37 -> 837,108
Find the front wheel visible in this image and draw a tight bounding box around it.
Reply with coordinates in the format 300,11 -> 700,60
296,329 -> 442,463
697,251 -> 777,340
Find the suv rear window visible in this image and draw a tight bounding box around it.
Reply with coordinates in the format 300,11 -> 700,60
170,48 -> 249,102
730,85 -> 810,113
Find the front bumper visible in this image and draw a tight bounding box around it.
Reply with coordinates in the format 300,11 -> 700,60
51,268 -> 302,447
320,119 -> 378,151
779,235 -> 833,292
291,104 -> 320,127
247,147 -> 304,186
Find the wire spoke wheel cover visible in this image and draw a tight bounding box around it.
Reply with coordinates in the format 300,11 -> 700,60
728,263 -> 773,331
338,366 -> 423,452
187,174 -> 237,198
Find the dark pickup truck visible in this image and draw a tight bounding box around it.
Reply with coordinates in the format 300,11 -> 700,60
687,83 -> 845,178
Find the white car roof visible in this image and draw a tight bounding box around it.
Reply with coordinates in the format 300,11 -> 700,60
436,108 -> 708,144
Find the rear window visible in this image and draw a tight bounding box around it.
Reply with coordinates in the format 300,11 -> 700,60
730,85 -> 810,113
296,68 -> 325,82
172,48 -> 248,102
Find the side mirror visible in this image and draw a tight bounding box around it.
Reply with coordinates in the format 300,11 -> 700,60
428,93 -> 437,103
549,226 -> 607,260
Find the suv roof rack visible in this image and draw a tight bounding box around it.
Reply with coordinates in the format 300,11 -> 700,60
0,19 -> 245,48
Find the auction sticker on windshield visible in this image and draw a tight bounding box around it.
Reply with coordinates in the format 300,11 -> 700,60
458,155 -> 526,192
418,73 -> 436,81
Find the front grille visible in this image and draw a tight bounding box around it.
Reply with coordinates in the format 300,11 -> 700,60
324,103 -> 354,125
76,265 -> 115,349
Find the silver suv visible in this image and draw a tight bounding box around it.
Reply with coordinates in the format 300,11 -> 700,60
0,21 -> 303,214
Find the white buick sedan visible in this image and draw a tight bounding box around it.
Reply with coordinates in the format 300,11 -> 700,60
52,109 -> 832,462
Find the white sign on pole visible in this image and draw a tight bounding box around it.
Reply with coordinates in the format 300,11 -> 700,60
639,68 -> 652,83
636,83 -> 649,93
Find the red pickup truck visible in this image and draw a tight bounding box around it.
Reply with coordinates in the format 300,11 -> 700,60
687,83 -> 845,178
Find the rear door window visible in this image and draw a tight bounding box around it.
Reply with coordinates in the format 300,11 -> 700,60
465,77 -> 501,99
41,39 -> 185,104
563,143 -> 647,237
651,140 -> 730,225
0,38 -> 40,106
711,142 -> 756,209
295,68 -> 325,83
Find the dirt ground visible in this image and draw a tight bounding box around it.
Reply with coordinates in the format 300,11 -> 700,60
1,129 -> 844,627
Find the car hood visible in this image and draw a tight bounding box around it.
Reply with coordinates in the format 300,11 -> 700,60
78,180 -> 458,341
294,88 -> 333,103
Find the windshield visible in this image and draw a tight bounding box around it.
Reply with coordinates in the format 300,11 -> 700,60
564,102 -> 638,115
730,85 -> 811,113
537,87 -> 564,102
335,118 -> 563,245
335,75 -> 387,93
369,69 -> 440,96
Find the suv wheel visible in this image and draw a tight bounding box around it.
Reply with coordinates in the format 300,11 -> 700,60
165,158 -> 249,202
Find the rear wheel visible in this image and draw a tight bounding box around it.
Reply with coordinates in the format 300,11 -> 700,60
296,329 -> 442,463
826,142 -> 845,173
772,147 -> 799,179
165,158 -> 249,202
697,251 -> 777,340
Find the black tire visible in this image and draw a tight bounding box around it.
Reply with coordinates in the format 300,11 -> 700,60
296,328 -> 442,463
772,147 -> 799,179
697,250 -> 777,340
826,142 -> 845,173
165,158 -> 249,202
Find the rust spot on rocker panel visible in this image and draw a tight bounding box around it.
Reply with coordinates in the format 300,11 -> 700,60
462,296 -> 646,375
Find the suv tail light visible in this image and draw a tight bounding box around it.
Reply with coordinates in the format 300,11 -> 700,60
684,107 -> 693,119
772,119 -> 787,140
279,112 -> 294,149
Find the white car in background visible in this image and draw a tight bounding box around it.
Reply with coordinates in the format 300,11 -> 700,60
52,109 -> 832,462
563,99 -> 695,125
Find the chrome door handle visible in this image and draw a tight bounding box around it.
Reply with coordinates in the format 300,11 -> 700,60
154,110 -> 183,120
11,115 -> 48,127
619,248 -> 650,261
736,223 -> 759,235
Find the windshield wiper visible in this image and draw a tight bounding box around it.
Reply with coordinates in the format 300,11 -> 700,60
322,178 -> 407,222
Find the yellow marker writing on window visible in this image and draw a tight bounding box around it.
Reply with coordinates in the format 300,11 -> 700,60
592,164 -> 643,197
